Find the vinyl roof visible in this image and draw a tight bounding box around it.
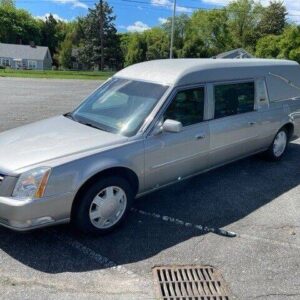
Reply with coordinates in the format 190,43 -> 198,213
0,43 -> 50,61
115,58 -> 298,85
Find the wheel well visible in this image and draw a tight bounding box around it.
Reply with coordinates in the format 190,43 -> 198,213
282,123 -> 294,140
71,167 -> 139,219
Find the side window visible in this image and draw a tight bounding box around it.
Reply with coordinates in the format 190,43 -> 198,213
2,58 -> 10,67
164,87 -> 205,126
214,82 -> 255,119
28,60 -> 37,70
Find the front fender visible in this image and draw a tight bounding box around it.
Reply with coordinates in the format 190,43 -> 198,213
44,139 -> 145,198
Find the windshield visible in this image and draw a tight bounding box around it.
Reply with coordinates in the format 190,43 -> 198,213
71,78 -> 169,136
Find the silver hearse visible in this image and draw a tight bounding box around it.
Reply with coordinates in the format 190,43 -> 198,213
1,59 -> 300,233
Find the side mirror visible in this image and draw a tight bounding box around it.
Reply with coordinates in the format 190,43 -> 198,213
162,119 -> 183,133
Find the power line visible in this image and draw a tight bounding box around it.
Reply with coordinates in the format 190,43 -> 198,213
14,0 -> 300,17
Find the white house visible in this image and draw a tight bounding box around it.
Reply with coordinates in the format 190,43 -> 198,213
0,43 -> 52,70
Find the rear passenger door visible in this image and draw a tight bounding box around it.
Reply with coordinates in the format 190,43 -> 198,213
208,80 -> 260,167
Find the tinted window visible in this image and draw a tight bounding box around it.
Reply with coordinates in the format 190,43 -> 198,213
164,87 -> 205,126
214,82 -> 255,119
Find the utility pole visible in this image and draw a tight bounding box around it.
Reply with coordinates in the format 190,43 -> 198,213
99,0 -> 104,70
169,0 -> 176,59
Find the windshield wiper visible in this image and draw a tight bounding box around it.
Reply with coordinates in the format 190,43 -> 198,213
65,113 -> 110,132
79,121 -> 110,132
64,112 -> 75,121
82,122 -> 101,130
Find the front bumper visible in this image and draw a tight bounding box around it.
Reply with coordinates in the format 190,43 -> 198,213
0,192 -> 74,231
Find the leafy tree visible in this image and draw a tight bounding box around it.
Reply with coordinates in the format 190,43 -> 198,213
227,0 -> 262,51
256,26 -> 300,63
277,26 -> 300,62
119,33 -> 130,66
162,14 -> 189,57
0,6 -> 42,44
57,38 -> 73,69
0,0 -> 15,7
123,33 -> 146,66
79,0 -> 121,70
185,9 -> 233,57
40,14 -> 69,66
255,35 -> 280,58
257,1 -> 287,36
144,28 -> 169,60
121,28 -> 168,66
41,14 -> 59,55
68,19 -> 85,46
181,36 -> 209,58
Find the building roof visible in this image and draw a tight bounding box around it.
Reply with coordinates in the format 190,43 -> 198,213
115,58 -> 298,86
0,43 -> 51,61
215,48 -> 254,59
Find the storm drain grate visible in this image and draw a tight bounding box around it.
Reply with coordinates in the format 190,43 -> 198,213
153,265 -> 230,300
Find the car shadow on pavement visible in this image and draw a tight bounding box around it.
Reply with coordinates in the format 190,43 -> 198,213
0,142 -> 300,274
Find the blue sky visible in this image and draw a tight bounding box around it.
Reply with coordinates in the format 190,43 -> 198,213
15,0 -> 300,33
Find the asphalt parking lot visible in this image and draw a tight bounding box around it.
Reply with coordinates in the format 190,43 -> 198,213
0,77 -> 299,300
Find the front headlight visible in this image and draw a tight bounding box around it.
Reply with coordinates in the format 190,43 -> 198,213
12,167 -> 51,200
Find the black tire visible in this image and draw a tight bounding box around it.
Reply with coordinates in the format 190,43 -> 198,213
72,176 -> 134,234
264,128 -> 288,161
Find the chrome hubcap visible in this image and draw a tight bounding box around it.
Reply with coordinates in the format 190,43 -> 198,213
273,131 -> 287,157
89,186 -> 127,229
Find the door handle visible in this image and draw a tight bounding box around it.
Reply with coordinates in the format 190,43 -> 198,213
248,121 -> 256,126
195,133 -> 206,140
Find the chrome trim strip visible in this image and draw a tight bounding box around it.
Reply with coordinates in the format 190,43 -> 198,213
151,152 -> 202,170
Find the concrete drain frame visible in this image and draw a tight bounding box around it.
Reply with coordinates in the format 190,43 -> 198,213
153,265 -> 230,300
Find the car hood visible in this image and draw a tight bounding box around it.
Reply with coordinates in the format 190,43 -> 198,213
0,116 -> 127,174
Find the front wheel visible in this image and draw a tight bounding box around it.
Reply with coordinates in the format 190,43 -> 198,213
72,176 -> 134,234
264,128 -> 288,161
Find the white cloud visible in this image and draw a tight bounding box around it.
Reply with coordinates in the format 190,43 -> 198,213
126,21 -> 150,32
158,17 -> 168,24
36,13 -> 68,22
151,0 -> 192,13
201,0 -> 229,4
286,2 -> 300,23
53,0 -> 88,9
202,0 -> 300,23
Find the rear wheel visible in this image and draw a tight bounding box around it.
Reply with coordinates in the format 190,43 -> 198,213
264,128 -> 288,161
72,176 -> 134,234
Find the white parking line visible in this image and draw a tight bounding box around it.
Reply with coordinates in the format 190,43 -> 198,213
131,207 -> 300,250
130,207 -> 236,237
50,230 -> 138,278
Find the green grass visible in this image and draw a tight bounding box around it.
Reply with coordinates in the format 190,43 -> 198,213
0,69 -> 115,80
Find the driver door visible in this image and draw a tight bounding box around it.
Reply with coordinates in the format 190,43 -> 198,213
144,85 -> 210,191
